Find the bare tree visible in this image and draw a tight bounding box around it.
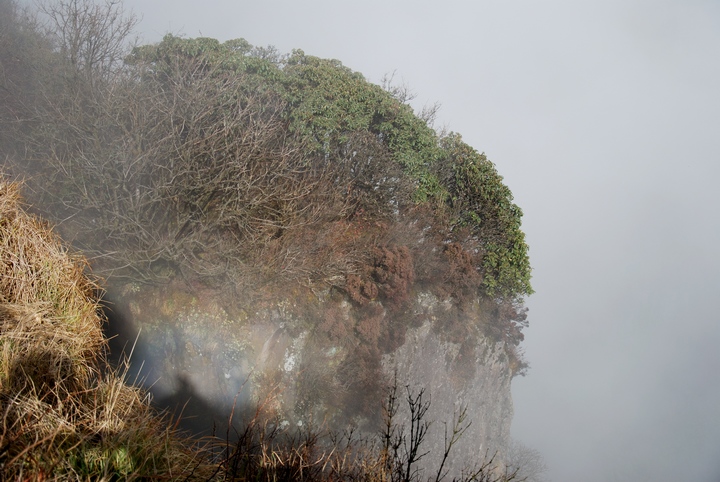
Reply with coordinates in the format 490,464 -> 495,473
37,0 -> 138,85
381,70 -> 417,105
379,376 -> 520,482
505,439 -> 548,482
25,30 -> 366,288
381,70 -> 442,130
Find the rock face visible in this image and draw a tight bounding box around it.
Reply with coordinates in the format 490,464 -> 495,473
386,321 -> 513,475
106,281 -> 514,473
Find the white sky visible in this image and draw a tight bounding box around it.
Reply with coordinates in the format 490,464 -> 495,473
122,1 -> 720,480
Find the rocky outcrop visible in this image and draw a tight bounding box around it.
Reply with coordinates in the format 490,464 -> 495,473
386,319 -> 513,475
106,282 -> 514,472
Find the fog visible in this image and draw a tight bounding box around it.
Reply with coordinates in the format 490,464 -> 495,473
119,1 -> 720,480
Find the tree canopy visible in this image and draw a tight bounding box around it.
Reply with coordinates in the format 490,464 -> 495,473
122,34 -> 532,298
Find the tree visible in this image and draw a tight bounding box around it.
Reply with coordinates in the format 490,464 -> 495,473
505,439 -> 548,482
38,0 -> 138,86
0,0 -> 56,160
379,378 -> 521,482
37,36 -> 355,285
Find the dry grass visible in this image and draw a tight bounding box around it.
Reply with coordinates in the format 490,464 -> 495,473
0,179 -> 214,480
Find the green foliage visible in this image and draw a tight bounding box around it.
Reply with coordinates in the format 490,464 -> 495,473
437,133 -> 533,298
128,36 -> 446,200
281,50 -> 443,199
122,36 -> 532,302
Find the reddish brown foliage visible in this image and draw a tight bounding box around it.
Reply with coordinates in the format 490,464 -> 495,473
355,303 -> 385,344
337,345 -> 385,421
440,243 -> 483,305
343,244 -> 414,310
345,274 -> 379,305
479,297 -> 528,347
378,320 -> 408,354
318,302 -> 352,342
429,303 -> 472,345
370,245 -> 414,309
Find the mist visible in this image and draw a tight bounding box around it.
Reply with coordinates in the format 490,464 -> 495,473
4,0 -> 718,479
112,0 -> 720,480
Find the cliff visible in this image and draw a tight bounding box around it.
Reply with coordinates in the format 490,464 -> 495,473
1,4 -> 532,477
107,280 -> 516,475
0,178 -> 519,480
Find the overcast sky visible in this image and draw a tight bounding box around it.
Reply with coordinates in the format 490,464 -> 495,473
120,1 -> 720,480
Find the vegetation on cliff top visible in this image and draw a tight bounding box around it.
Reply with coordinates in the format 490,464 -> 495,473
1,0 -> 532,406
1,0 -> 530,295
